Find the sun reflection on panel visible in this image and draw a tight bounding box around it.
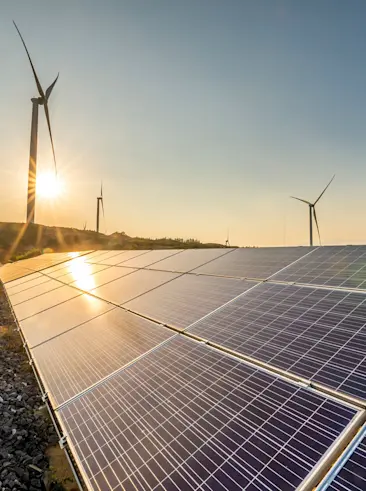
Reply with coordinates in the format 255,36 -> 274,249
68,257 -> 96,292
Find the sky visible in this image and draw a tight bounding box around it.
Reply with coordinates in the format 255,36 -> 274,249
1,0 -> 366,247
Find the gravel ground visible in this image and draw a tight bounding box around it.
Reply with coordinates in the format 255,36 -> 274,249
0,283 -> 60,490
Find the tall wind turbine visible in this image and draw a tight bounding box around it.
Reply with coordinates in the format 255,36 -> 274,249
13,21 -> 59,224
96,183 -> 105,233
291,175 -> 335,246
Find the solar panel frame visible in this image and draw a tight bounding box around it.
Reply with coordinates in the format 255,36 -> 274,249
325,428 -> 366,491
188,282 -> 366,401
56,336 -> 359,491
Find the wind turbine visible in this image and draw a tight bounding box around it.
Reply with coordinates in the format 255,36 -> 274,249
291,175 -> 335,246
225,229 -> 230,247
13,21 -> 59,224
96,183 -> 105,233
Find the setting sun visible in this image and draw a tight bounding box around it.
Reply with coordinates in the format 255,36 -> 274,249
36,172 -> 63,199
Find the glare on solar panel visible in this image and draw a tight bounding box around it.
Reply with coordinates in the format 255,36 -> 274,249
13,284 -> 82,321
188,282 -> 366,401
91,269 -> 180,305
125,274 -> 258,329
19,293 -> 114,348
57,336 -> 358,491
32,308 -> 176,407
88,250 -> 151,266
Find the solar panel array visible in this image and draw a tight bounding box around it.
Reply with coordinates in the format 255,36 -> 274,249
1,246 -> 366,491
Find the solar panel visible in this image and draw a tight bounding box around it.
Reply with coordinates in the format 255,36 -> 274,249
0,252 -> 91,283
194,247 -> 312,279
19,293 -> 114,348
87,250 -> 151,266
33,308 -> 176,407
118,249 -> 182,268
189,282 -> 366,400
148,248 -> 231,272
125,274 -> 258,329
8,279 -> 64,305
91,269 -> 180,305
57,336 -> 358,491
5,273 -> 51,294
273,245 -> 366,290
13,284 -> 82,321
45,262 -> 108,281
326,429 -> 366,491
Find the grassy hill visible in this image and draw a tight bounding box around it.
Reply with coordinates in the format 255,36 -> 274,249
0,222 -> 228,263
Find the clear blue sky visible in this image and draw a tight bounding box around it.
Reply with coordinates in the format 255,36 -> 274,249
1,0 -> 366,246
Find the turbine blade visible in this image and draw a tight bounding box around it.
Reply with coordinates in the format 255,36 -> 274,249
314,174 -> 335,205
313,207 -> 321,245
45,73 -> 59,100
101,198 -> 105,219
43,101 -> 57,174
13,21 -> 45,99
290,196 -> 311,205
101,181 -> 103,198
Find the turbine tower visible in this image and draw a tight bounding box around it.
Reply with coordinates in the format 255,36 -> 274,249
14,21 -> 58,224
96,183 -> 104,233
291,175 -> 335,246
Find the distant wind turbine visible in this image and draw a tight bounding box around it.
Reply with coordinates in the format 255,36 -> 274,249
225,229 -> 230,247
291,175 -> 335,246
13,21 -> 59,224
96,183 -> 105,233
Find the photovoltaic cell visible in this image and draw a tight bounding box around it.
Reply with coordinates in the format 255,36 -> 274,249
147,248 -> 231,273
189,282 -> 366,400
57,336 -> 357,491
194,247 -> 312,279
91,269 -> 180,305
19,293 -> 114,348
46,262 -> 108,281
33,309 -> 176,407
118,249 -> 182,268
125,274 -> 258,329
273,245 -> 366,290
327,431 -> 366,491
2,271 -> 43,288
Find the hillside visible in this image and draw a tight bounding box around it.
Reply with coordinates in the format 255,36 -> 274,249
0,222 -> 228,263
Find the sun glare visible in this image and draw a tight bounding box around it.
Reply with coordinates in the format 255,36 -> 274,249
36,172 -> 64,199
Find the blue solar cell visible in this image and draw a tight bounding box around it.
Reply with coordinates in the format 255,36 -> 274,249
273,245 -> 366,290
193,247 -> 311,279
125,275 -> 257,329
327,431 -> 366,491
58,336 -> 357,491
188,282 -> 366,400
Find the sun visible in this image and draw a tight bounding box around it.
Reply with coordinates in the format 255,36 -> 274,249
36,172 -> 64,199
